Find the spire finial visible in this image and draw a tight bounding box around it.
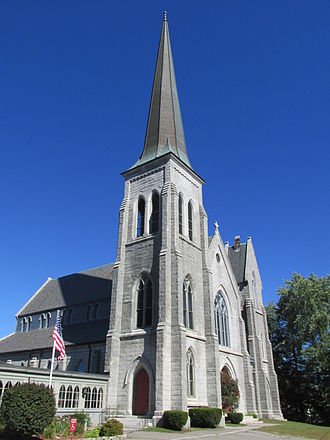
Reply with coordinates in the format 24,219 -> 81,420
163,10 -> 167,21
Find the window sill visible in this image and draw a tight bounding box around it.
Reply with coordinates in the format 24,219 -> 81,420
126,233 -> 159,247
179,234 -> 201,251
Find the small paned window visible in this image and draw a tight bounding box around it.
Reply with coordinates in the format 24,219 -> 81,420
73,386 -> 79,408
83,387 -> 91,409
58,385 -> 65,408
188,201 -> 193,240
179,194 -> 183,235
91,387 -> 97,408
214,292 -> 230,347
136,276 -> 153,328
137,197 -> 145,237
97,388 -> 103,408
65,385 -> 73,408
183,276 -> 193,330
186,349 -> 195,398
151,192 -> 160,233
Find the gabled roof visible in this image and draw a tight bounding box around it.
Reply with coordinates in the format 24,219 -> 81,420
18,263 -> 114,317
131,11 -> 192,170
0,318 -> 109,354
227,243 -> 247,285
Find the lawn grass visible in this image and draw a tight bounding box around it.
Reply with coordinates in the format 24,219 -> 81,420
143,427 -> 181,433
259,420 -> 330,440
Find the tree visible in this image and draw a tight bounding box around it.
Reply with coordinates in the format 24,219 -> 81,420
0,383 -> 56,438
266,273 -> 330,425
221,368 -> 240,413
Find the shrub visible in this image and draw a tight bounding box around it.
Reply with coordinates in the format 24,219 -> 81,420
221,369 -> 240,412
163,410 -> 188,431
0,382 -> 55,438
43,418 -> 57,439
85,427 -> 100,438
189,408 -> 222,428
99,419 -> 123,437
228,412 -> 243,424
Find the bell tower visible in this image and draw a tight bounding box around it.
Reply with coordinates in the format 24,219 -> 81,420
105,12 -> 221,420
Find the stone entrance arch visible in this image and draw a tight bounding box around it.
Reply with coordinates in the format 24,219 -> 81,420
133,367 -> 149,415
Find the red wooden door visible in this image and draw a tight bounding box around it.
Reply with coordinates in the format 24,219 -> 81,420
133,368 -> 149,415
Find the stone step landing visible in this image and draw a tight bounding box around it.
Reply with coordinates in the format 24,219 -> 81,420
117,416 -> 153,429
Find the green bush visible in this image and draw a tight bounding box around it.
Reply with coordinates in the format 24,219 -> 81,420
43,418 -> 57,439
99,419 -> 123,436
85,427 -> 100,438
228,412 -> 243,424
163,410 -> 188,431
0,383 -> 55,438
189,408 -> 222,428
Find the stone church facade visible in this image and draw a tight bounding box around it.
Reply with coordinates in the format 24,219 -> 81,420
0,13 -> 283,422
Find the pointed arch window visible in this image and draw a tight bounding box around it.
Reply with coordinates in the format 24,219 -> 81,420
151,191 -> 159,233
58,385 -> 65,408
188,201 -> 193,240
65,385 -> 73,408
73,386 -> 79,408
137,197 -> 145,237
97,388 -> 103,408
214,292 -> 230,347
136,275 -> 153,328
179,194 -> 183,235
186,349 -> 195,398
183,276 -> 193,330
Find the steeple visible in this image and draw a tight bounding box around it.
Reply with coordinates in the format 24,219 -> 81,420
132,11 -> 192,169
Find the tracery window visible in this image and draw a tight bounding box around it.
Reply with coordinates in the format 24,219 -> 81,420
136,275 -> 153,328
58,385 -> 65,408
91,387 -> 97,408
179,194 -> 183,235
83,387 -> 91,409
151,191 -> 159,233
214,292 -> 230,347
188,201 -> 193,240
183,276 -> 193,330
186,349 -> 195,398
73,386 -> 79,408
97,388 -> 103,408
137,197 -> 145,237
65,385 -> 73,408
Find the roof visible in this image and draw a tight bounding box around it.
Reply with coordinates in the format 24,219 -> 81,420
0,318 -> 109,354
18,263 -> 114,316
131,11 -> 192,170
227,243 -> 247,285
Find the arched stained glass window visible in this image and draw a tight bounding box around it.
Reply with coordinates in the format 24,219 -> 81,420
136,275 -> 153,328
214,292 -> 230,347
179,194 -> 183,235
151,192 -> 159,233
183,276 -> 193,330
58,385 -> 65,408
137,197 -> 145,237
188,201 -> 193,240
186,349 -> 195,398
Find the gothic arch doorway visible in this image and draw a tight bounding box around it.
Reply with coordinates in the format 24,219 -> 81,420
133,367 -> 149,415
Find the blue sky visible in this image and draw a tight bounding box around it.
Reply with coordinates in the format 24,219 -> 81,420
1,1 -> 329,338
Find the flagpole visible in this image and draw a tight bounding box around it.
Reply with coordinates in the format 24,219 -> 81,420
48,340 -> 56,388
48,310 -> 59,388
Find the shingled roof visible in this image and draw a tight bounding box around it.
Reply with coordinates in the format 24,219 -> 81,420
0,318 -> 109,354
227,243 -> 247,285
17,263 -> 114,317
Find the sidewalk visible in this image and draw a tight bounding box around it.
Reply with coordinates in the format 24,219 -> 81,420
126,424 -> 300,440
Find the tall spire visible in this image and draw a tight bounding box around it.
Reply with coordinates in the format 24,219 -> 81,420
132,11 -> 192,169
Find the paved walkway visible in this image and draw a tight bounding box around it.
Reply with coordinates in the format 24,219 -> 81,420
126,425 -> 304,440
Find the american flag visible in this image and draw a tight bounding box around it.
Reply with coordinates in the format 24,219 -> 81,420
52,312 -> 66,361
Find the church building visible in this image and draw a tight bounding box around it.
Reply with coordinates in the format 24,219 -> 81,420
0,12 -> 283,423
